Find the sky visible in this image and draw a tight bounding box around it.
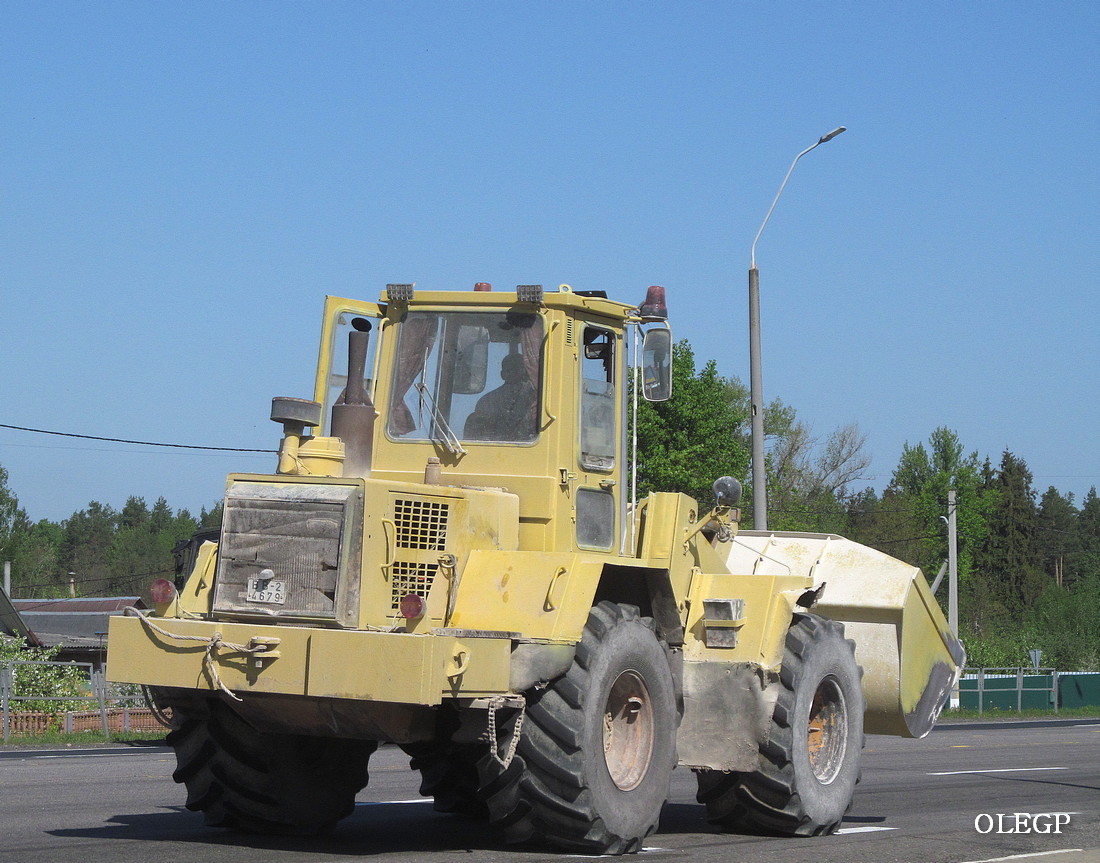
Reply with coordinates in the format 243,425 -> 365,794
2,2 -> 1098,524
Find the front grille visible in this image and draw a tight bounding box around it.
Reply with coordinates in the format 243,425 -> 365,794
211,482 -> 361,625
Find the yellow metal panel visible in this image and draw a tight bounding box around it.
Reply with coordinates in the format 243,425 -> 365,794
107,615 -> 312,696
682,571 -> 807,668
107,615 -> 513,705
447,550 -> 603,642
177,541 -> 217,616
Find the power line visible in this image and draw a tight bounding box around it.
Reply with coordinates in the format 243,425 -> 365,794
0,422 -> 275,453
11,568 -> 175,599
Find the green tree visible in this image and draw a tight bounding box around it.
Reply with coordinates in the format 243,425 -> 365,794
119,496 -> 150,529
1075,488 -> 1100,579
6,517 -> 63,597
60,502 -> 117,595
0,464 -> 23,564
973,451 -> 1044,615
888,427 -> 993,630
1035,486 -> 1079,588
150,497 -> 174,533
767,419 -> 870,533
632,341 -> 871,529
199,501 -> 223,529
845,486 -> 928,564
107,496 -> 198,595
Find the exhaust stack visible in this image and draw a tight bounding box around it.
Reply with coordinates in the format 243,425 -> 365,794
331,317 -> 377,477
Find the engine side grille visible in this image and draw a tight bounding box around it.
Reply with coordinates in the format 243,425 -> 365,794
393,498 -> 449,550
389,498 -> 451,609
390,561 -> 438,610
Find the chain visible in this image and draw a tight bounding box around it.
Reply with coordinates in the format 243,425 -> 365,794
487,696 -> 525,769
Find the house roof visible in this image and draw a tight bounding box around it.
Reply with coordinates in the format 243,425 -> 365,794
13,597 -> 147,614
11,597 -> 147,650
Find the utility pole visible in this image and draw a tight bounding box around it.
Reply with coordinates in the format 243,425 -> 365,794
947,489 -> 960,709
948,489 -> 958,638
748,126 -> 846,530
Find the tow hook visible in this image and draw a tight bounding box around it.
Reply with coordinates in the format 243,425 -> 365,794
248,636 -> 282,668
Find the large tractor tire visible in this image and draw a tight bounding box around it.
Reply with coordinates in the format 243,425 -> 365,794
402,738 -> 488,817
478,601 -> 678,855
696,613 -> 864,837
166,699 -> 377,835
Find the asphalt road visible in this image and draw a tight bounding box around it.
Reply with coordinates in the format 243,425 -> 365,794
2,720 -> 1097,863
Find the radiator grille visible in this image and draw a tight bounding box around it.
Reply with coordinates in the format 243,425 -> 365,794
210,482 -> 361,626
393,498 -> 449,550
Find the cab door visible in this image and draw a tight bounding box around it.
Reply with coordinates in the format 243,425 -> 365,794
313,296 -> 387,437
574,323 -> 620,551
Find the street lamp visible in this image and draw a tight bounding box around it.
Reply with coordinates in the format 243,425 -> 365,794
748,126 -> 846,531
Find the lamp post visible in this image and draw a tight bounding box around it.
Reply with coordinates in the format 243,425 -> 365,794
748,126 -> 846,531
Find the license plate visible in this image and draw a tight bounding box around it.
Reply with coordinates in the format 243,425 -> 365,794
246,577 -> 287,605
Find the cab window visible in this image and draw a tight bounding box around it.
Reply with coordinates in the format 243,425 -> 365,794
388,311 -> 543,444
579,327 -> 616,470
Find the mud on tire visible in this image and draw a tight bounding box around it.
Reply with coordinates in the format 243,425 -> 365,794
166,698 -> 377,835
477,601 -> 678,855
696,613 -> 864,837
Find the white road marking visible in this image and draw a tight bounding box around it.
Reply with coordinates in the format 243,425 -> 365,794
358,798 -> 432,805
836,825 -> 897,834
11,750 -> 155,759
928,767 -> 1068,775
957,850 -> 1085,863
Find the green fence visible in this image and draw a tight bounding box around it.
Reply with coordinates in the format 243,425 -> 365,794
959,669 -> 1100,713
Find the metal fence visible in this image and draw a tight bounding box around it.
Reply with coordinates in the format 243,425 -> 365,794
956,668 -> 1100,713
1,659 -> 159,741
959,667 -> 1059,714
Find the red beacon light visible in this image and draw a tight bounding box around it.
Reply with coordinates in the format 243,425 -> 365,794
639,285 -> 667,319
399,592 -> 426,619
474,282 -> 492,291
149,578 -> 176,605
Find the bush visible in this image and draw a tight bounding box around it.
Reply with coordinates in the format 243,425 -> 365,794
1,637 -> 89,714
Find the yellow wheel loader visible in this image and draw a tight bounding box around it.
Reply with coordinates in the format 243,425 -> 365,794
108,282 -> 964,854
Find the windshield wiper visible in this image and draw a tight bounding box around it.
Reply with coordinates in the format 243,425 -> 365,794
414,383 -> 467,456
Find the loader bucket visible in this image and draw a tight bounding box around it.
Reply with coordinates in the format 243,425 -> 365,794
720,531 -> 965,738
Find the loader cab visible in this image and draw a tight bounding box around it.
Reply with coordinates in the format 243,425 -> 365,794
310,284 -> 669,558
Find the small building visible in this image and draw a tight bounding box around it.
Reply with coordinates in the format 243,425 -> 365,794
11,597 -> 148,669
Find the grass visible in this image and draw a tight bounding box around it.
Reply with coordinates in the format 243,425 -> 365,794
940,705 -> 1100,721
1,729 -> 168,748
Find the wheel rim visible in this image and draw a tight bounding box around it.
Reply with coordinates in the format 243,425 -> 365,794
602,669 -> 654,791
806,675 -> 848,784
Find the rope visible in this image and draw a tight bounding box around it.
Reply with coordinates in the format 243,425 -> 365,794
124,608 -> 268,702
141,685 -> 174,729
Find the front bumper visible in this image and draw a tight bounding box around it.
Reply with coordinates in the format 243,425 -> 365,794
107,615 -> 513,706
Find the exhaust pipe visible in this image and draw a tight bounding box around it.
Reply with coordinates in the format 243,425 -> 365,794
331,317 -> 377,477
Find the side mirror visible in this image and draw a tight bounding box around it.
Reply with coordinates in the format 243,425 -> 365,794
641,328 -> 672,402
